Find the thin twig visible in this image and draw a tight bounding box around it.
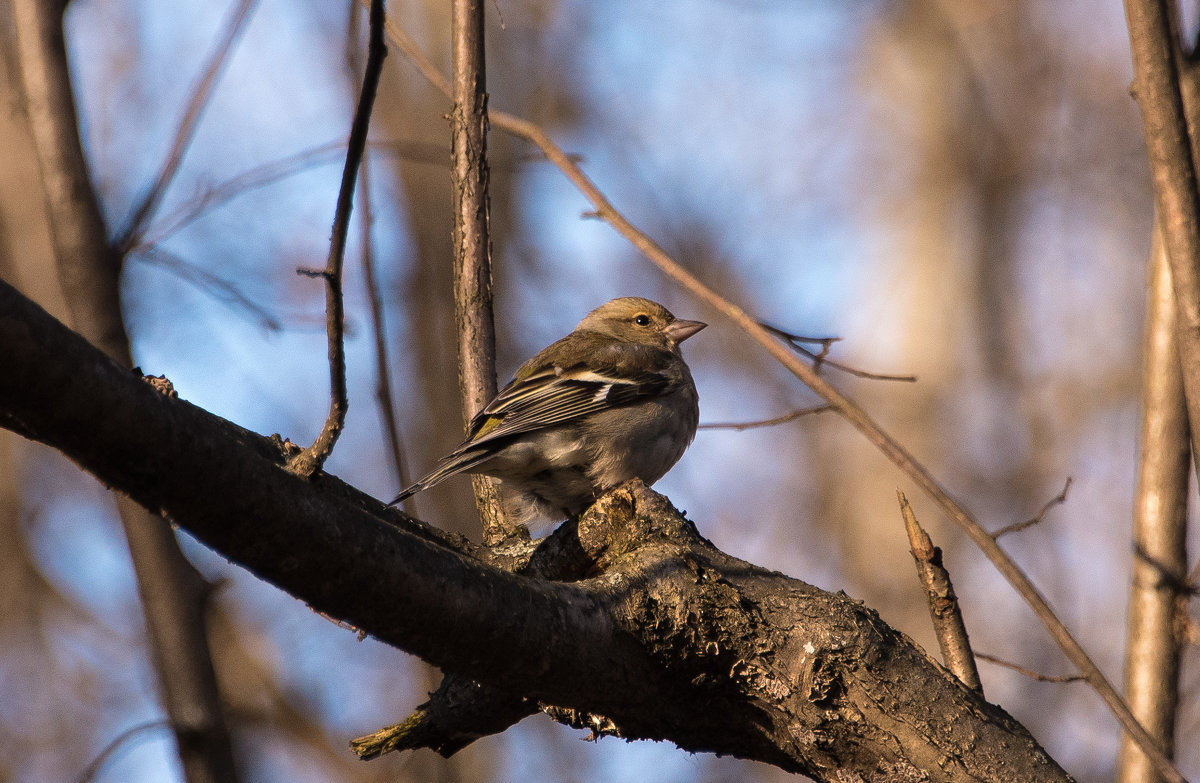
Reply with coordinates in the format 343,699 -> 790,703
76,721 -> 172,783
1122,21 -> 1200,779
134,139 -> 446,251
898,491 -> 982,693
138,245 -> 283,329
975,653 -> 1086,684
361,0 -> 452,96
1124,0 -> 1200,485
345,0 -> 413,509
699,405 -> 834,431
136,140 -> 347,249
289,0 -> 387,477
380,15 -> 1183,780
990,477 -> 1073,540
760,323 -> 917,382
114,0 -> 259,255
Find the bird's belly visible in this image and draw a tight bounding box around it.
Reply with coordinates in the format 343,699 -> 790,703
480,429 -> 595,509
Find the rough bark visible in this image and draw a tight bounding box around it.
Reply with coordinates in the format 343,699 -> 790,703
449,0 -> 509,542
0,278 -> 1071,782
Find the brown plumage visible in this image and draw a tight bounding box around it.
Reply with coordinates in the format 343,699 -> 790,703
393,297 -> 705,528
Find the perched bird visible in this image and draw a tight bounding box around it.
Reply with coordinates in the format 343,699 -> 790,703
393,297 -> 705,528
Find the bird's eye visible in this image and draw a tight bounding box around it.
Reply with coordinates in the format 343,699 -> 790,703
634,314 -> 651,326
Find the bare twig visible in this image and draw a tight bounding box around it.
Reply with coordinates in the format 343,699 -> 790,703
450,0 -> 509,543
897,491 -> 982,693
137,140 -> 347,248
380,15 -> 1183,780
135,139 -> 447,251
114,0 -> 259,255
699,405 -> 834,431
990,477 -> 1073,540
760,323 -> 917,382
1118,217 -> 1190,783
975,653 -> 1085,684
139,245 -> 283,330
363,0 -> 452,96
345,1 -> 413,508
1124,0 -> 1200,483
289,0 -> 387,478
76,721 -> 172,783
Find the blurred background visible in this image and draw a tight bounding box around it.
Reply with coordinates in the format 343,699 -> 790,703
1,0 -> 1196,781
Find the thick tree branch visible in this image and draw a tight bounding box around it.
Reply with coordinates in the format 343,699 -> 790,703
0,278 -> 1071,782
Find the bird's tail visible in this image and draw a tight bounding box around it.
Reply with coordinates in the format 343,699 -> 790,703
389,447 -> 493,505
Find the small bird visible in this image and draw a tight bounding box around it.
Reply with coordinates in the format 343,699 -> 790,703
393,297 -> 705,528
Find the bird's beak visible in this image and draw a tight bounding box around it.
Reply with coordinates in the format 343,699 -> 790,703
665,319 -> 706,344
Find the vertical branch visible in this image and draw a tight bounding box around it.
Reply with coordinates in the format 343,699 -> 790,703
1124,0 -> 1200,480
289,0 -> 387,477
1118,220 -> 1190,783
1122,8 -> 1200,778
11,3 -> 239,783
11,0 -> 123,355
344,0 -> 413,508
450,0 -> 508,543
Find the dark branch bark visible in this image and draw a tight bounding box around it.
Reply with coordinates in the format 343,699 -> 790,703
289,0 -> 386,477
0,278 -> 1072,782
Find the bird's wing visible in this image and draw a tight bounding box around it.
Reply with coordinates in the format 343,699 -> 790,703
392,362 -> 669,502
465,361 -> 671,445
391,339 -> 678,504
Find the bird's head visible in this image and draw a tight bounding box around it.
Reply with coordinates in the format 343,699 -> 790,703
577,297 -> 706,349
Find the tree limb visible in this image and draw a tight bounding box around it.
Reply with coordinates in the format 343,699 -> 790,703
0,277 -> 1072,782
